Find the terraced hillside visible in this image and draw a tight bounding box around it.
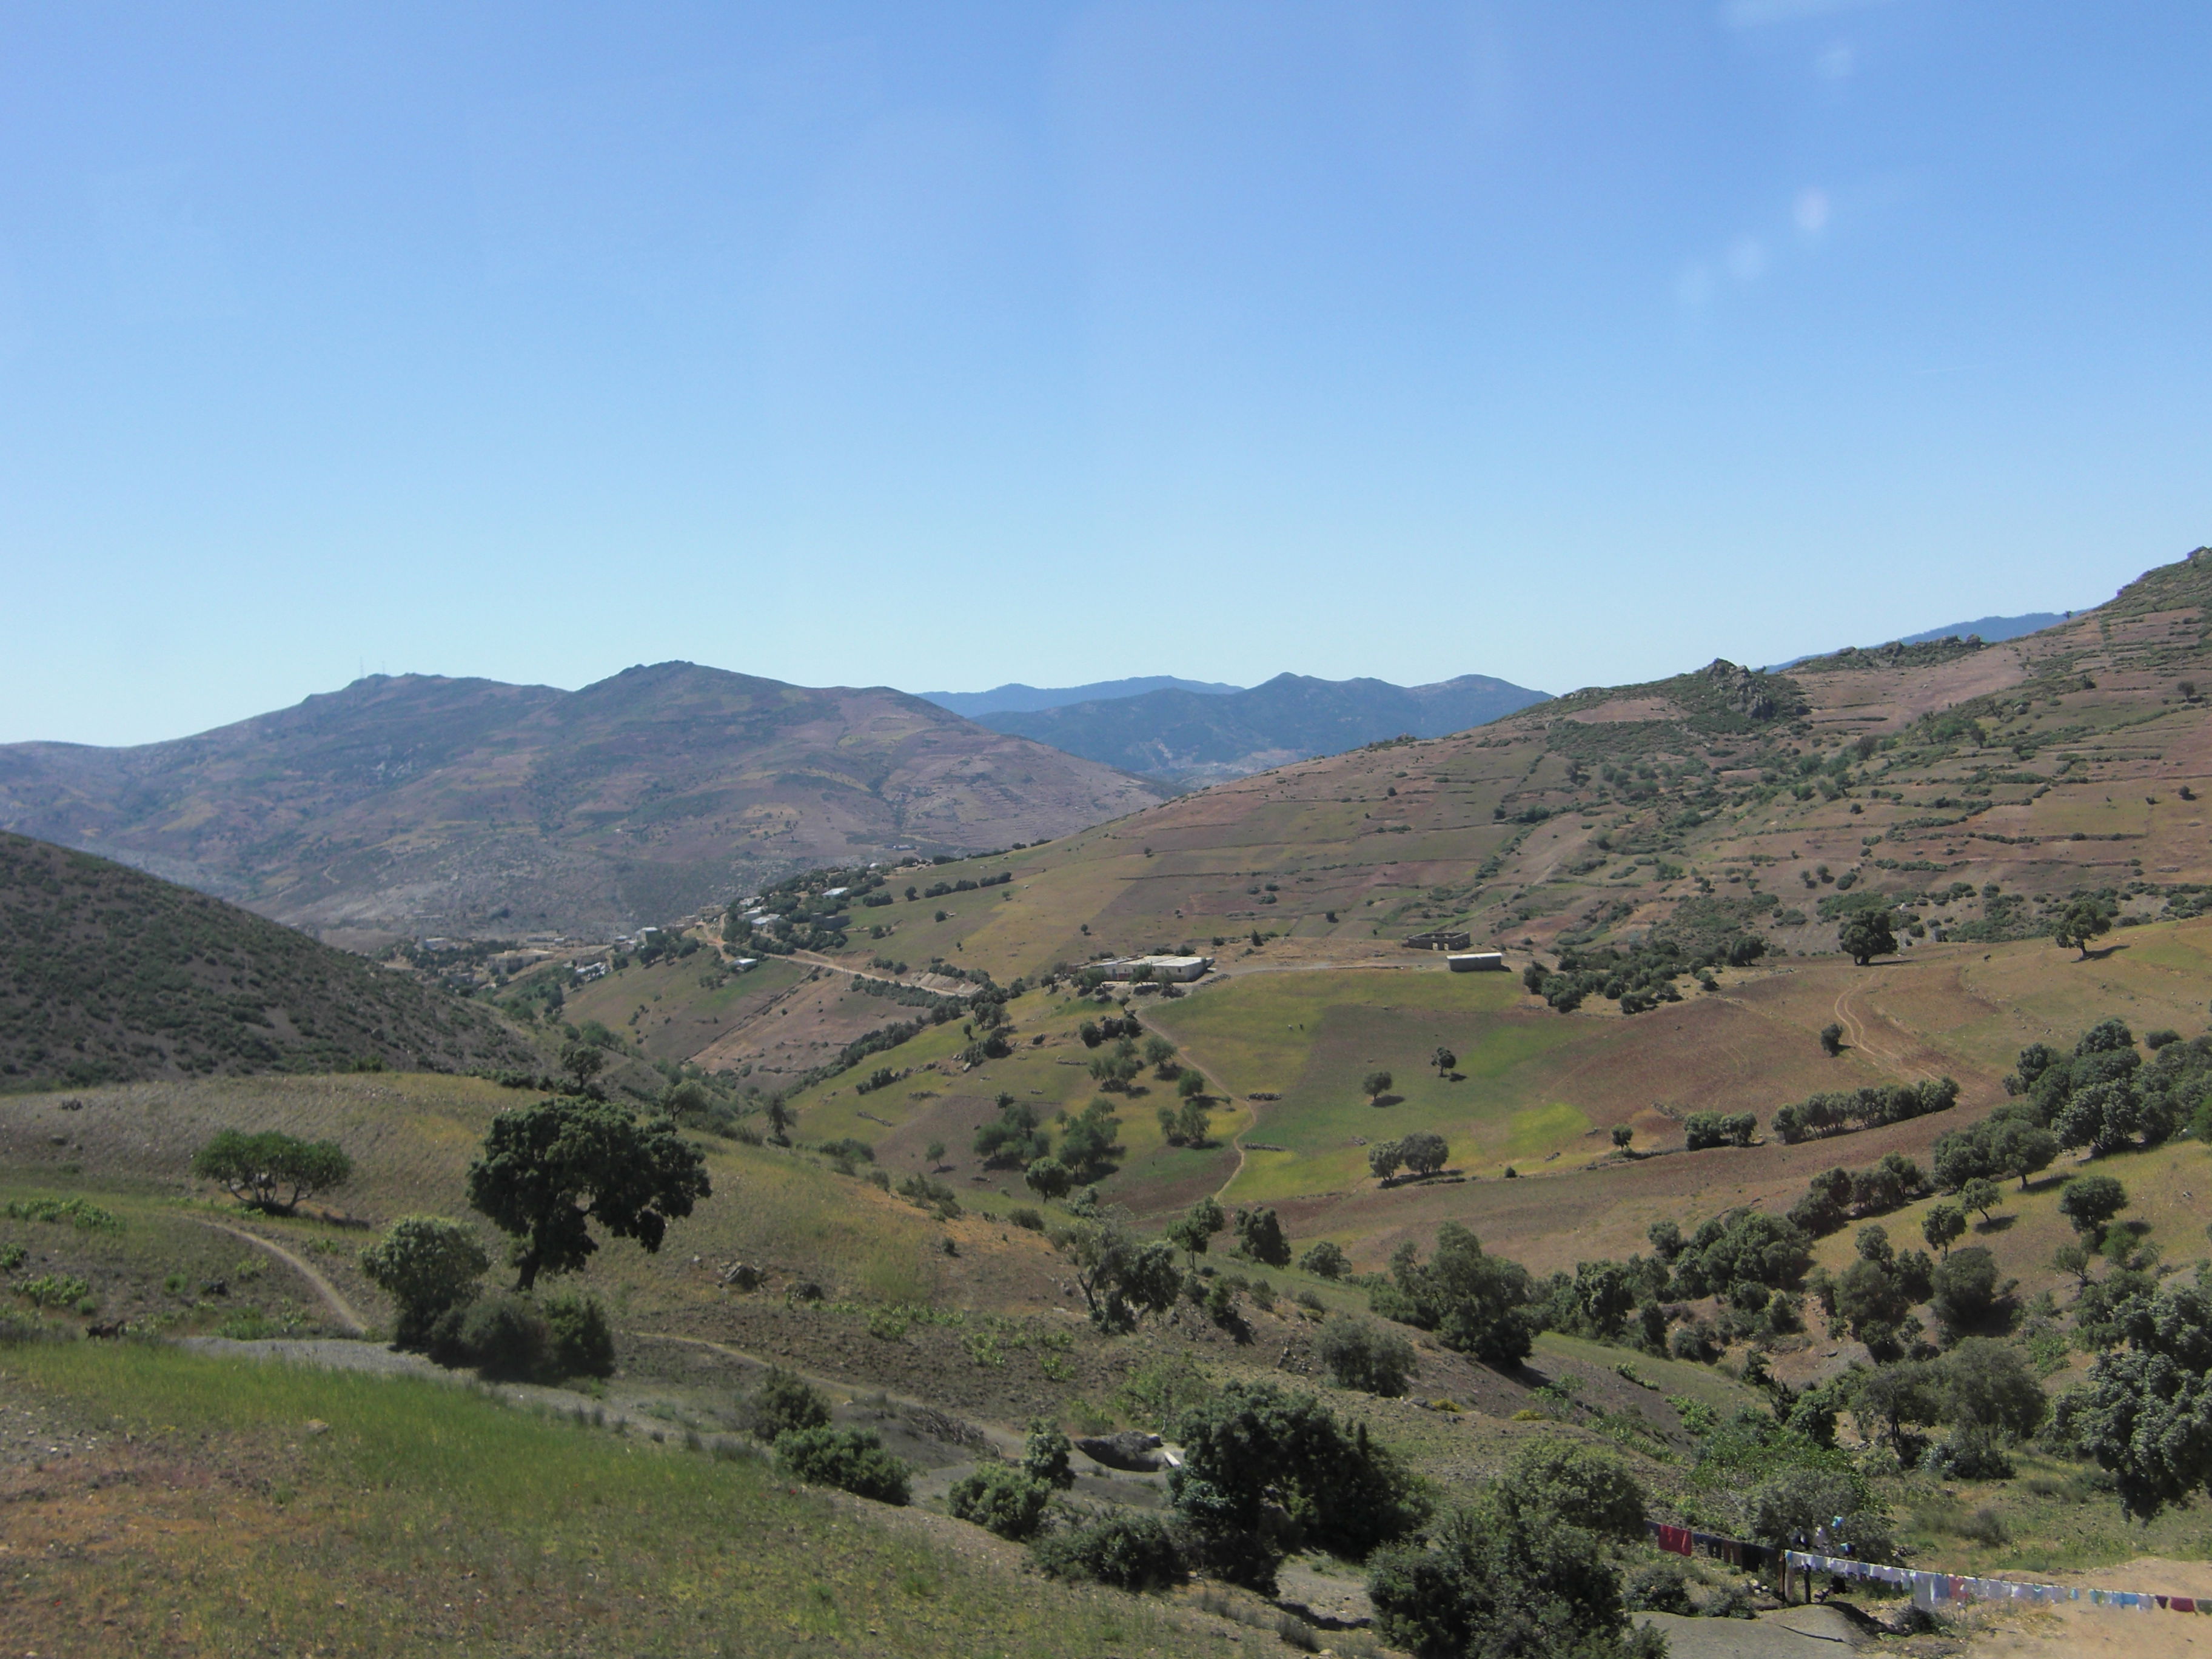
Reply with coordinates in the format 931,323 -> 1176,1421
792,546 -> 2212,985
0,663 -> 1167,943
0,833 -> 537,1091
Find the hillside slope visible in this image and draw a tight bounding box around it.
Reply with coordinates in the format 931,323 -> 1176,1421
980,670 -> 1551,785
0,832 -> 537,1090
834,546 -> 2212,983
0,663 -> 1167,940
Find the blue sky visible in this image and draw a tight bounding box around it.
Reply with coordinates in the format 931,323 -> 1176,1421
4,1 -> 2207,745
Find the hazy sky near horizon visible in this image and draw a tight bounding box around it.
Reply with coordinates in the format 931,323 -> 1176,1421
4,2 -> 2208,746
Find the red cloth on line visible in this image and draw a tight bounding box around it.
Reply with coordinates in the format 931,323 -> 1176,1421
1655,1526 -> 1693,1557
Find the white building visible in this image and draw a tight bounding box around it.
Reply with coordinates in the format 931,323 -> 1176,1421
1447,952 -> 1507,973
1099,954 -> 1212,983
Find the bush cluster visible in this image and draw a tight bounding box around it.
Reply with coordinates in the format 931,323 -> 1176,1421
1771,1077 -> 1958,1144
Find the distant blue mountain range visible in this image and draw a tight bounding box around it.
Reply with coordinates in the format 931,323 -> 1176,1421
919,676 -> 1244,717
1771,611 -> 2072,671
965,671 -> 1551,787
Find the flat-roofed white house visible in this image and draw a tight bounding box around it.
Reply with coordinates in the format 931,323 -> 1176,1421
1099,954 -> 1212,982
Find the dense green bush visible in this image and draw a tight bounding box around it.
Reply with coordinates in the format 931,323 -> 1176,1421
449,1292 -> 549,1381
541,1287 -> 616,1378
1772,1077 -> 1958,1144
2053,1272 -> 2212,1519
1031,1512 -> 1183,1590
1298,1241 -> 1350,1279
1683,1111 -> 1757,1150
1169,1380 -> 1427,1584
1367,1223 -> 1535,1366
773,1426 -> 911,1505
1317,1314 -> 1416,1397
1663,1208 -> 1810,1301
1233,1205 -> 1291,1267
2058,1174 -> 2129,1241
1021,1420 -> 1076,1489
1928,1246 -> 2002,1336
1932,1111 -> 2057,1190
946,1464 -> 1051,1539
360,1216 -> 489,1350
1624,1557 -> 1694,1614
1367,1445 -> 1661,1659
744,1367 -> 831,1439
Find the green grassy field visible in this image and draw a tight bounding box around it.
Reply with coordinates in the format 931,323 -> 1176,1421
1143,969 -> 1603,1201
562,954 -> 808,1065
0,1341 -> 1238,1658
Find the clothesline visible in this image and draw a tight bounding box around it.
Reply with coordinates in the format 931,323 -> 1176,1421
1785,1550 -> 2208,1615
1647,1521 -> 1772,1572
1644,1523 -> 2208,1617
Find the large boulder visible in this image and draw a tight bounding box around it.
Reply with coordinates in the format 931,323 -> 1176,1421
1076,1430 -> 1165,1472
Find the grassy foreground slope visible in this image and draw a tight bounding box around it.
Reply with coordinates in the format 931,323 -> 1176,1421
0,831 -> 538,1091
0,1343 -> 1233,1658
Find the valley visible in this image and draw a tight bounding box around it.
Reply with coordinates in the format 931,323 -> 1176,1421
7,550 -> 2212,1657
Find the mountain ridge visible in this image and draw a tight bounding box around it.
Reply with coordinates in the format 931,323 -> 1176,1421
977,670 -> 1552,786
0,663 -> 1167,942
919,675 -> 1244,716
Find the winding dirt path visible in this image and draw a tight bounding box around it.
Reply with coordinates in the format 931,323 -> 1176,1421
192,1219 -> 366,1335
1829,979 -> 1931,1082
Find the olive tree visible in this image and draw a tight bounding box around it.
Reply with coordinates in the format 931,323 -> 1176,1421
2058,1174 -> 2128,1242
1050,1211 -> 1179,1332
465,1098 -> 710,1290
1838,910 -> 1895,965
2053,897 -> 2114,960
192,1129 -> 352,1216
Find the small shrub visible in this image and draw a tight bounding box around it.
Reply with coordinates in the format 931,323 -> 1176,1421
1316,1314 -> 1416,1396
454,1292 -> 550,1381
13,1273 -> 90,1309
541,1288 -> 616,1379
4,1196 -> 120,1231
1704,1583 -> 1755,1619
1669,1321 -> 1719,1362
744,1367 -> 831,1439
1116,1352 -> 1218,1430
0,1244 -> 25,1272
774,1426 -> 911,1505
1626,1558 -> 1695,1614
1298,1241 -> 1350,1279
360,1216 -> 490,1351
946,1463 -> 1051,1539
1031,1512 -> 1183,1590
1022,1420 -> 1076,1489
1008,1206 -> 1045,1231
1956,1506 -> 2007,1546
